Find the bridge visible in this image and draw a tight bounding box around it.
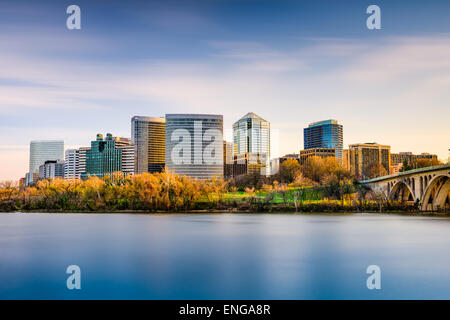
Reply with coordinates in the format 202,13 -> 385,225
361,164 -> 450,211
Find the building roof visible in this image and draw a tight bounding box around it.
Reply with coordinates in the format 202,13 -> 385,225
238,112 -> 267,122
308,119 -> 339,128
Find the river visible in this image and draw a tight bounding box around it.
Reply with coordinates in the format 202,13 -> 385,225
0,212 -> 449,299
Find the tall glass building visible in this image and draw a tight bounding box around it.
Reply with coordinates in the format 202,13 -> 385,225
131,116 -> 165,174
82,134 -> 134,180
232,112 -> 270,176
165,114 -> 223,179
304,119 -> 343,162
29,140 -> 64,174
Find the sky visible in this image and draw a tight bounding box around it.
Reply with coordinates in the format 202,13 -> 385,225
0,0 -> 449,180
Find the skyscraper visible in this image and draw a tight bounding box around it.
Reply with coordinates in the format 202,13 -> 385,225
131,116 -> 165,173
232,112 -> 270,176
82,134 -> 135,180
29,140 -> 64,174
27,140 -> 64,185
303,119 -> 343,163
165,114 -> 223,179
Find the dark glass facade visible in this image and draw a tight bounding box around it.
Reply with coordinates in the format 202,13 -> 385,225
82,133 -> 134,180
304,120 -> 343,161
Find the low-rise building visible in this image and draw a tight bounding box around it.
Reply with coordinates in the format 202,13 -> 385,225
39,160 -> 64,180
299,148 -> 336,165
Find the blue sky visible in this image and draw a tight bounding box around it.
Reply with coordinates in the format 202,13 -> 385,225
0,0 -> 449,180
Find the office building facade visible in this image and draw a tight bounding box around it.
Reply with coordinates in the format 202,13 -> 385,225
304,120 -> 343,163
233,112 -> 270,176
39,160 -> 64,180
131,116 -> 166,174
349,142 -> 391,179
81,134 -> 135,180
223,141 -> 234,178
27,140 -> 64,185
391,152 -> 438,167
299,148 -> 336,165
165,114 -> 223,180
64,149 -> 79,180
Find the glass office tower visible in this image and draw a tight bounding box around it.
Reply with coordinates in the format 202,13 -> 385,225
165,114 -> 223,180
304,119 -> 343,162
131,116 -> 165,173
232,112 -> 270,176
29,140 -> 64,174
82,133 -> 134,180
26,140 -> 64,185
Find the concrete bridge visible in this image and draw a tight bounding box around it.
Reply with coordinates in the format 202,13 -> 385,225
361,164 -> 450,211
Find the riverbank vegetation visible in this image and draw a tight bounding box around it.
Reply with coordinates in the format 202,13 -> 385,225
0,156 -> 432,213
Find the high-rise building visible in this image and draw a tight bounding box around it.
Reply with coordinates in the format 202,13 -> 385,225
77,147 -> 90,178
343,149 -> 350,170
304,120 -> 343,163
165,114 -> 223,180
232,112 -> 270,176
81,134 -> 135,180
223,141 -> 234,178
27,140 -> 64,185
64,149 -> 79,180
39,160 -> 64,180
131,116 -> 166,173
349,142 -> 391,179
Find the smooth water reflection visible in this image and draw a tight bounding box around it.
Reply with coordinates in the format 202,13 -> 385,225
0,212 -> 449,299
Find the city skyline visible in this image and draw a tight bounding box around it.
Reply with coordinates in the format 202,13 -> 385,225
3,112 -> 450,182
1,0 -> 450,180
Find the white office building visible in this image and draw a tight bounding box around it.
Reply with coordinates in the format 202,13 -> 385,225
233,112 -> 271,176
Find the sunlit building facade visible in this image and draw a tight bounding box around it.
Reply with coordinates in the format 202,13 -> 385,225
131,116 -> 166,174
349,142 -> 391,179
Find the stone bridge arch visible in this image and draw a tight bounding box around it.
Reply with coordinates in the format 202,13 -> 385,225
420,174 -> 450,211
389,180 -> 415,202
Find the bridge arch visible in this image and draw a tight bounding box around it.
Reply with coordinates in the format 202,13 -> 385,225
389,180 -> 415,202
420,174 -> 450,211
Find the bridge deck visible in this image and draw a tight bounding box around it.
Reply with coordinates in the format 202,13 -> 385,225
360,164 -> 450,184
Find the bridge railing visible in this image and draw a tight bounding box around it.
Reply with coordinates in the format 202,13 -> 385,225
359,163 -> 450,184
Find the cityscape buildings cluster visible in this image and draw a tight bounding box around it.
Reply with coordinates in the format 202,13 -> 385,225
21,113 -> 440,186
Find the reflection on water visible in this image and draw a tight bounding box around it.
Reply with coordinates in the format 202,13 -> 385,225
0,212 -> 449,299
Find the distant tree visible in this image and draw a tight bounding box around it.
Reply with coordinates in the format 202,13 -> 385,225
301,156 -> 327,183
363,163 -> 388,179
413,158 -> 442,168
400,159 -> 411,172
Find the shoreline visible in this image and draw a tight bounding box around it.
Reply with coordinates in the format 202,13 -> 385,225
2,209 -> 449,217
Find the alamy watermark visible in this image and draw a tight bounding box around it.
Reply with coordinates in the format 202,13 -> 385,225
366,5 -> 381,30
66,265 -> 81,290
366,265 -> 381,290
66,5 -> 81,30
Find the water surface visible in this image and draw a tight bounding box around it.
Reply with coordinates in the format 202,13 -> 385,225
0,212 -> 449,299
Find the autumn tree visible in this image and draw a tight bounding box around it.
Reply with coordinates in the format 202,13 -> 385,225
279,158 -> 301,183
363,162 -> 387,179
413,158 -> 442,168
